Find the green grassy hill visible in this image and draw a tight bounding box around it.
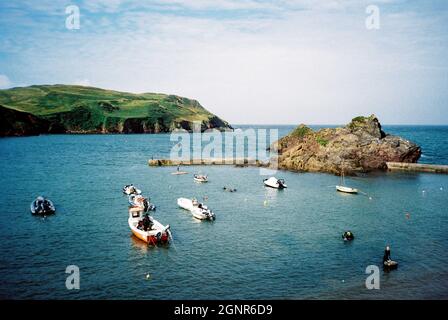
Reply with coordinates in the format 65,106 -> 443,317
0,85 -> 232,136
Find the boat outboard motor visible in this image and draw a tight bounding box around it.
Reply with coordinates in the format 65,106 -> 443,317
143,199 -> 156,212
277,179 -> 286,188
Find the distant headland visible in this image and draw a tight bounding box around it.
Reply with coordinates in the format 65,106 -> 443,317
0,85 -> 232,137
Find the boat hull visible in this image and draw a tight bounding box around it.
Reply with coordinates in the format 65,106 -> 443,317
128,217 -> 170,245
177,198 -> 215,220
336,186 -> 358,194
263,177 -> 287,189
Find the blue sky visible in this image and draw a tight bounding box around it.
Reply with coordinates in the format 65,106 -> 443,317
0,0 -> 447,124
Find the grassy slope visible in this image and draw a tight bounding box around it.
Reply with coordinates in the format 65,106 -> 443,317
0,85 -> 217,127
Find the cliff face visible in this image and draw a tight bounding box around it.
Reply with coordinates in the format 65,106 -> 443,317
273,115 -> 421,174
0,106 -> 50,137
0,85 -> 233,137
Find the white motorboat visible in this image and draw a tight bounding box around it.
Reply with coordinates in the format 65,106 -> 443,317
30,196 -> 56,215
128,208 -> 170,245
194,174 -> 208,183
128,194 -> 156,211
263,177 -> 287,189
177,197 -> 216,220
123,184 -> 141,195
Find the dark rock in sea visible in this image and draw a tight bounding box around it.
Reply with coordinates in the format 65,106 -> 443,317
272,115 -> 421,174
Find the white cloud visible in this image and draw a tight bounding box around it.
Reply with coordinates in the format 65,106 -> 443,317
0,74 -> 11,88
1,0 -> 448,124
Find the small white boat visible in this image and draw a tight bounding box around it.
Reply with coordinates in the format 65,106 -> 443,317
128,208 -> 170,245
177,197 -> 216,220
123,184 -> 141,195
128,194 -> 156,211
171,171 -> 189,175
336,185 -> 358,194
194,174 -> 208,183
30,196 -> 56,215
336,165 -> 358,194
263,177 -> 287,189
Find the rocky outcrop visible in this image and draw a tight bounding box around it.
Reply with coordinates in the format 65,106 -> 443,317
272,115 -> 421,175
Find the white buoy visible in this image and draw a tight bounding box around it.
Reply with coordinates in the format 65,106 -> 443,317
146,273 -> 151,280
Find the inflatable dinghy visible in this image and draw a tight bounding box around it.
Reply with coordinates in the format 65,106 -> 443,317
30,196 -> 55,215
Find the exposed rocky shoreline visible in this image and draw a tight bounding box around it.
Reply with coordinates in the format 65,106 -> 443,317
271,115 -> 421,175
0,105 -> 232,137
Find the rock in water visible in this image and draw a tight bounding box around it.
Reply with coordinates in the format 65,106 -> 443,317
273,115 -> 421,175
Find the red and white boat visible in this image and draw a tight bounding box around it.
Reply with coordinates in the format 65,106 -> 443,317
128,208 -> 171,245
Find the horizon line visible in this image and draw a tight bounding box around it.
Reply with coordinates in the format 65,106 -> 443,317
231,123 -> 448,126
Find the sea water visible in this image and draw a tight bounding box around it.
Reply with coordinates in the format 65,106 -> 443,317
0,125 -> 447,299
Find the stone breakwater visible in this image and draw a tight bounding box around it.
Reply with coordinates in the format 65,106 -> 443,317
148,158 -> 266,167
386,162 -> 448,174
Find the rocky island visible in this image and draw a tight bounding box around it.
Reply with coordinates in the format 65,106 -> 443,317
0,85 -> 232,137
272,115 -> 421,174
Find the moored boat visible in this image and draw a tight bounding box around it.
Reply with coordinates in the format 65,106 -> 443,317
336,165 -> 358,194
336,185 -> 358,194
128,194 -> 156,211
128,208 -> 170,245
30,196 -> 56,215
193,174 -> 208,183
123,184 -> 141,195
177,197 -> 215,220
263,177 -> 287,189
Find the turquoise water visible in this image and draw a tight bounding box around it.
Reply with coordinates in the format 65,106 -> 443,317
0,126 -> 447,299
